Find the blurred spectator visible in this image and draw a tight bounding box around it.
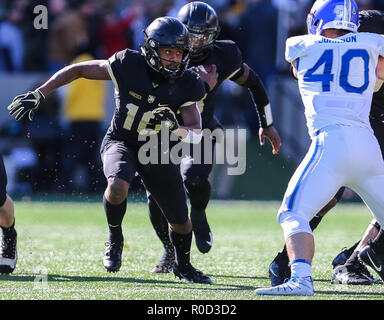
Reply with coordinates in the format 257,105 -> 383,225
48,0 -> 97,72
23,84 -> 61,192
99,3 -> 142,58
0,3 -> 25,72
59,48 -> 107,194
22,0 -> 49,71
238,0 -> 278,83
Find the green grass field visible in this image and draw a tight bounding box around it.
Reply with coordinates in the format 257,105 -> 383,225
1,199 -> 383,301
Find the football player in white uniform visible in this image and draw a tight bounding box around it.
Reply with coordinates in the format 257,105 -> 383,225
270,10 -> 384,287
256,0 -> 384,296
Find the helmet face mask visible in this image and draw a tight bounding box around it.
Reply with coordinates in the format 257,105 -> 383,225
177,1 -> 220,62
141,17 -> 191,78
307,0 -> 359,35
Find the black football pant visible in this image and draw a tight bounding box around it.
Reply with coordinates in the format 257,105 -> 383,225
0,154 -> 7,207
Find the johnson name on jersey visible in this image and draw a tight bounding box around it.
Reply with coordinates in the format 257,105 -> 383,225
286,32 -> 384,137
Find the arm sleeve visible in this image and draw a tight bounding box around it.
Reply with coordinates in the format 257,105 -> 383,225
285,36 -> 306,63
244,69 -> 273,128
106,50 -> 128,93
180,74 -> 207,107
225,42 -> 244,81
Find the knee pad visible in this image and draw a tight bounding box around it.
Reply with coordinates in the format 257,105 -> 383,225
184,176 -> 211,210
278,211 -> 313,240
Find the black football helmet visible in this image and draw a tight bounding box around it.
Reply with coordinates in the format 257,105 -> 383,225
177,1 -> 220,62
141,16 -> 191,78
358,10 -> 384,34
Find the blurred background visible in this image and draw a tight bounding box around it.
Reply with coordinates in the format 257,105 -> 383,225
0,0 -> 382,201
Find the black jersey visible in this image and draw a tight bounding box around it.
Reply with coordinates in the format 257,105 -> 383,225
103,49 -> 206,147
370,81 -> 384,119
187,40 -> 243,130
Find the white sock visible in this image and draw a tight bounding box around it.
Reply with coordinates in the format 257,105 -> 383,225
290,259 -> 311,278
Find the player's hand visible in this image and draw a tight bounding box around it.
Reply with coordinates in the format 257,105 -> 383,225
7,89 -> 44,121
259,126 -> 281,155
193,64 -> 218,91
152,107 -> 179,132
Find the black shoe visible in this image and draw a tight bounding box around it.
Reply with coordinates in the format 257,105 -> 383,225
151,248 -> 175,274
173,263 -> 213,284
191,210 -> 212,254
0,228 -> 17,274
331,261 -> 375,285
103,238 -> 123,273
359,244 -> 384,281
332,247 -> 355,268
268,251 -> 291,286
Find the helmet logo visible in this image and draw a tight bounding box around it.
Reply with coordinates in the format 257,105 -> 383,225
149,40 -> 156,48
333,5 -> 344,18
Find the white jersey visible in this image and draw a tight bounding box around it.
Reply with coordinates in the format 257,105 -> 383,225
286,32 -> 384,137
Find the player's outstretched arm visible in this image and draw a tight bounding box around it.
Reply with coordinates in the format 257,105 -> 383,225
8,60 -> 111,121
38,60 -> 111,97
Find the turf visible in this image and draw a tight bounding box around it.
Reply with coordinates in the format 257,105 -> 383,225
1,199 -> 384,301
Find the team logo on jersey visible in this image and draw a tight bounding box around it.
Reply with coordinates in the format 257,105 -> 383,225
148,95 -> 156,103
129,91 -> 142,100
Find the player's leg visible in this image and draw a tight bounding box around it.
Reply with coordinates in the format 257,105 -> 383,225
359,226 -> 384,281
358,118 -> 384,280
331,220 -> 380,285
147,192 -> 175,273
348,127 -> 384,282
139,163 -> 212,284
101,141 -> 137,272
256,130 -> 345,295
181,136 -> 214,253
269,187 -> 345,286
353,178 -> 384,282
0,154 -> 17,274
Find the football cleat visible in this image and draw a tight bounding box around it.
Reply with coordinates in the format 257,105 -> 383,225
191,210 -> 213,254
358,244 -> 384,282
255,275 -> 314,296
103,238 -> 124,273
331,247 -> 354,269
0,228 -> 17,274
151,248 -> 175,274
269,251 -> 291,286
173,263 -> 213,284
331,262 -> 375,285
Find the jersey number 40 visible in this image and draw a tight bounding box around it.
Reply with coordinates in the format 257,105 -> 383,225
303,49 -> 369,94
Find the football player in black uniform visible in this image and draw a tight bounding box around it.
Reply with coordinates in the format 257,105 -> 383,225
148,1 -> 282,274
0,154 -> 17,274
269,10 -> 384,286
7,17 -> 213,284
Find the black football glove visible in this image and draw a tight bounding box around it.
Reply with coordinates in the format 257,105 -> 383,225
152,107 -> 179,132
7,89 -> 45,121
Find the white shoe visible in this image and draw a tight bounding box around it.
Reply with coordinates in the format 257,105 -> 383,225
255,276 -> 314,296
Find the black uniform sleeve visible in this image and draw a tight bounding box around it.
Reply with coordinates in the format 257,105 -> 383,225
224,42 -> 274,128
220,41 -> 243,80
180,72 -> 207,108
106,49 -> 131,93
